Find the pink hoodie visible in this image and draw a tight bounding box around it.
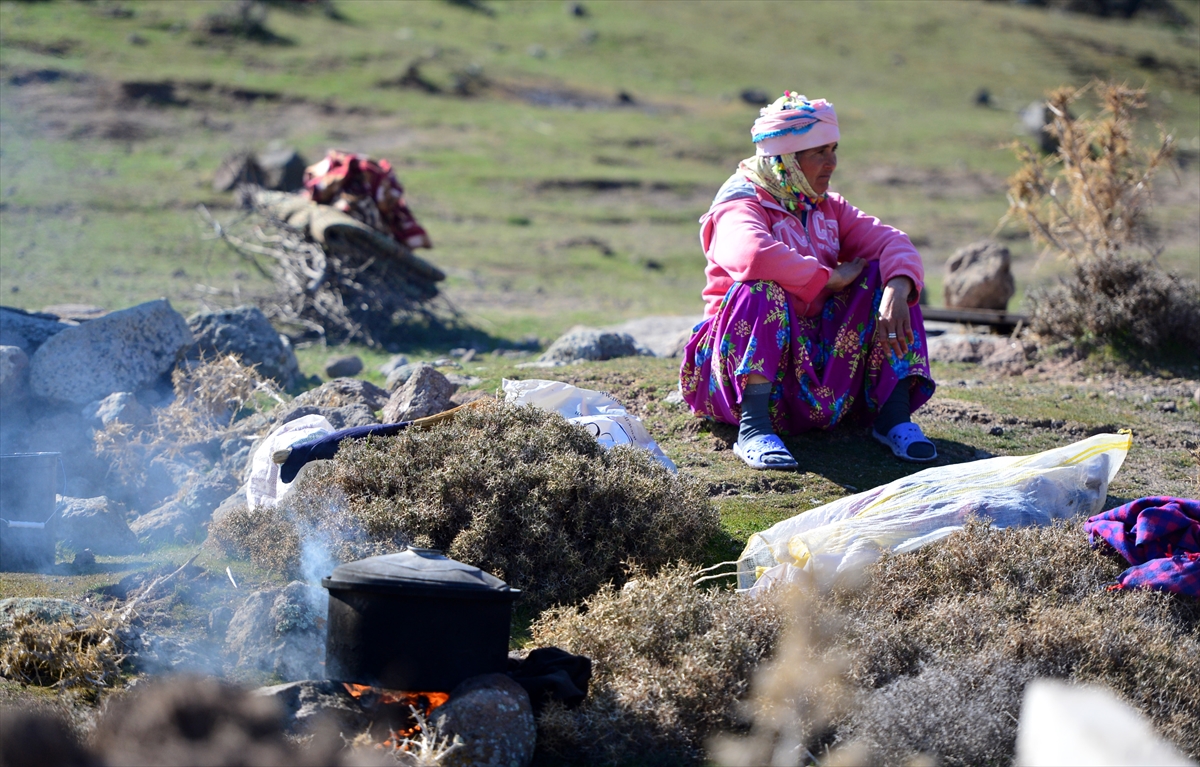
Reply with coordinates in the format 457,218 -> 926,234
699,175 -> 925,318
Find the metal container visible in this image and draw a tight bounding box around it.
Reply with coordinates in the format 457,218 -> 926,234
0,453 -> 61,572
322,547 -> 519,692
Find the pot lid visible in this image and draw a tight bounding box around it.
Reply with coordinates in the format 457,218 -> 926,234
324,548 -> 512,593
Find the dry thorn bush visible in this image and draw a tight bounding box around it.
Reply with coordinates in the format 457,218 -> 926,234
0,611 -> 128,704
210,400 -> 721,612
529,565 -> 785,766
95,355 -> 281,486
1004,81 -> 1200,353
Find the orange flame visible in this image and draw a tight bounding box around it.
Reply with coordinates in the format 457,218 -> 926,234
342,684 -> 451,746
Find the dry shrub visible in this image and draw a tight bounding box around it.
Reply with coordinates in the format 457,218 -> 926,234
95,355 -> 281,486
0,612 -> 127,703
210,400 -> 721,612
529,565 -> 785,766
1005,81 -> 1199,353
777,519 -> 1200,765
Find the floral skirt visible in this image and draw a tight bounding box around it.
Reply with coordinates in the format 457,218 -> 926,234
680,262 -> 935,435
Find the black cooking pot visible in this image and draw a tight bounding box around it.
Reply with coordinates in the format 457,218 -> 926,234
322,547 -> 519,692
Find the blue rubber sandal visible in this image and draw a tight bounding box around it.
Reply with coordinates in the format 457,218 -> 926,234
873,422 -> 938,463
733,433 -> 799,471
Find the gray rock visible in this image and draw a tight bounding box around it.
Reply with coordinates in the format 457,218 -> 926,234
1021,100 -> 1059,155
385,362 -> 419,391
174,468 -> 240,524
430,673 -> 536,767
57,496 -> 139,555
382,364 -> 456,423
0,306 -> 71,352
212,151 -> 265,192
254,679 -> 370,735
210,487 -> 247,528
129,501 -> 197,546
256,147 -> 307,192
277,403 -> 380,430
82,391 -> 151,427
187,305 -> 300,388
600,315 -> 704,358
226,582 -> 326,682
0,598 -> 92,644
535,325 -> 651,365
378,354 -> 409,377
0,345 -> 30,404
943,240 -> 1015,311
982,340 -> 1030,376
926,333 -> 1008,364
290,377 -> 389,412
323,354 -> 363,379
29,299 -> 193,406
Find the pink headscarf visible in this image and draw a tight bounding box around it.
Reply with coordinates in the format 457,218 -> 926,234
751,93 -> 839,157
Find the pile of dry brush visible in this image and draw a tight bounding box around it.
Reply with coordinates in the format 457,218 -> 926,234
1006,81 -> 1200,354
524,521 -> 1198,766
210,400 -> 722,612
202,189 -> 447,348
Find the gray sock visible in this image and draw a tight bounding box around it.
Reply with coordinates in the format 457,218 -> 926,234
738,382 -> 775,444
873,380 -> 911,436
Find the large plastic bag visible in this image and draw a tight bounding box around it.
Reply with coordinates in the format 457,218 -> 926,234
246,414 -> 335,509
502,378 -> 677,472
739,432 -> 1132,592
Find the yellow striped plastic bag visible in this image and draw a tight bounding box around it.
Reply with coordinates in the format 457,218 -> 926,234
737,432 -> 1132,592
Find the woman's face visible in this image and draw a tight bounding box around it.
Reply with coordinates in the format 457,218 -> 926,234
797,142 -> 838,195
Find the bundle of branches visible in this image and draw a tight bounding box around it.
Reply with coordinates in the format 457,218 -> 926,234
0,611 -> 128,703
201,188 -> 447,347
1004,81 -> 1200,354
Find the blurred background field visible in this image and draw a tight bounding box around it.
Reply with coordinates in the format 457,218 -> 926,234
1,0 -> 1197,353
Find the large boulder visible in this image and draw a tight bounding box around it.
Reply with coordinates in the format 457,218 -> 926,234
57,496 -> 139,555
532,326 -> 651,366
256,147 -> 307,192
943,240 -> 1015,311
279,403 -> 378,430
0,306 -> 71,352
381,363 -> 455,422
0,345 -> 30,405
600,315 -> 703,358
186,306 -> 301,389
129,501 -> 197,547
225,582 -> 327,682
289,377 -> 389,412
29,299 -> 192,406
430,673 -> 537,767
81,391 -> 152,427
323,355 -> 363,379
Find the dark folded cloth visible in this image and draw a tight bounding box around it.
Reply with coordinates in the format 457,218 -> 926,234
507,646 -> 592,715
279,422 -> 411,483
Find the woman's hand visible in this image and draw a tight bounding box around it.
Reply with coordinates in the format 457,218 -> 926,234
825,258 -> 866,293
875,276 -> 915,358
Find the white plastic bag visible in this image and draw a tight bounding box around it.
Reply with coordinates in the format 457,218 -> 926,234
502,378 -> 677,471
246,414 -> 335,509
739,432 -> 1132,592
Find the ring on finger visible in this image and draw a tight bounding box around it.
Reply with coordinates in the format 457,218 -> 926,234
887,332 -> 898,339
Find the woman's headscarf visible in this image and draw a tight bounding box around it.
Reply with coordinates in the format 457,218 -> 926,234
738,92 -> 840,213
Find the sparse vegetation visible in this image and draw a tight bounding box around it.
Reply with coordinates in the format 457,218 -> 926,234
0,611 -> 128,703
1006,81 -> 1200,354
210,399 -> 722,611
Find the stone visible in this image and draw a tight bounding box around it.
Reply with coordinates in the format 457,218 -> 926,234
382,363 -> 456,423
254,679 -> 370,735
982,340 -> 1029,376
385,362 -> 419,391
41,304 -> 107,322
289,377 -> 389,412
430,673 -> 536,767
378,354 -> 409,377
255,147 -> 307,192
0,598 -> 92,644
926,333 -> 1008,364
225,582 -> 326,682
323,354 -> 363,379
277,403 -> 379,431
0,306 -> 71,352
129,502 -> 197,546
533,326 -> 651,365
0,345 -> 30,404
600,315 -> 703,358
29,299 -> 193,406
209,488 -> 247,528
186,306 -> 301,388
943,240 -> 1015,311
57,496 -> 139,555
212,151 -> 265,192
1016,679 -> 1192,767
174,468 -> 240,524
82,391 -> 151,427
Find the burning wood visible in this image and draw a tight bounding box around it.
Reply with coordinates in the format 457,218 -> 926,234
342,683 -> 451,747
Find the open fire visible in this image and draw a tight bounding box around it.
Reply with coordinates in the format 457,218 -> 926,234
343,683 -> 451,746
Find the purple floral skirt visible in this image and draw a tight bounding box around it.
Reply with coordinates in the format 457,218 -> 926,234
680,262 -> 935,435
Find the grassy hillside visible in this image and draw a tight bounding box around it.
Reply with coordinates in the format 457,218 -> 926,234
2,0 -> 1197,346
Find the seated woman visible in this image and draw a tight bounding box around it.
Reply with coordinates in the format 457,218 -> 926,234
680,92 -> 937,470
